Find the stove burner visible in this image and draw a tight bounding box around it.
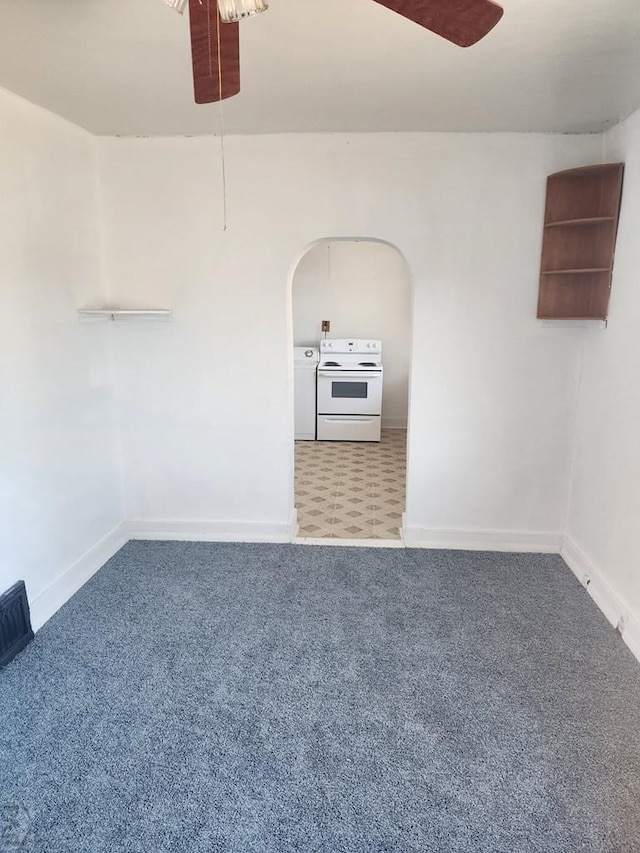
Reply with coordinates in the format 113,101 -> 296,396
323,361 -> 340,367
359,362 -> 378,367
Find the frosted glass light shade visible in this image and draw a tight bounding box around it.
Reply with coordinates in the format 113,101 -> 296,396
163,0 -> 188,13
218,0 -> 268,22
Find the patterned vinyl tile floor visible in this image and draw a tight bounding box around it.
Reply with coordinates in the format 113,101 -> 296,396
295,429 -> 406,540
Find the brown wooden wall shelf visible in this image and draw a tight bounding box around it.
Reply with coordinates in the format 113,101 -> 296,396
537,163 -> 624,320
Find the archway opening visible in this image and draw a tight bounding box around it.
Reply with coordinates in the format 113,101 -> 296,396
290,238 -> 412,541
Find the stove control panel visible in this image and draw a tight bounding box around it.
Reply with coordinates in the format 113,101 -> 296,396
320,339 -> 382,355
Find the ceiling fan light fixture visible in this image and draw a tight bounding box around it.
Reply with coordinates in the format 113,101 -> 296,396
163,0 -> 188,13
218,0 -> 268,23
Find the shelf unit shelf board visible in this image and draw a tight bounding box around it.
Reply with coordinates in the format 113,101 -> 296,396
549,163 -> 625,179
544,217 -> 616,228
538,316 -> 607,321
78,308 -> 172,321
541,268 -> 611,276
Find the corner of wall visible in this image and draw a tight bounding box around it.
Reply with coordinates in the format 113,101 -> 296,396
29,524 -> 129,632
561,536 -> 640,664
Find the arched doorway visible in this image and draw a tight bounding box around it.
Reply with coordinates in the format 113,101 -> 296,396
289,238 -> 413,541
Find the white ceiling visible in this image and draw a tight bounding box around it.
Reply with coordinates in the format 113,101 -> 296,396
0,0 -> 639,136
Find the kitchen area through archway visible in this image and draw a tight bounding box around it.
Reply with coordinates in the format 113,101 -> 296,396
292,239 -> 412,540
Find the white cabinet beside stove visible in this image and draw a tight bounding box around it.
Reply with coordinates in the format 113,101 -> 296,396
294,347 -> 319,440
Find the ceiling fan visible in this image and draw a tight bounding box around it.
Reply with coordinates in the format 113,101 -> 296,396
165,0 -> 504,105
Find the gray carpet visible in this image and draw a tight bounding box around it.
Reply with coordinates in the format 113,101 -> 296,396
1,542 -> 640,852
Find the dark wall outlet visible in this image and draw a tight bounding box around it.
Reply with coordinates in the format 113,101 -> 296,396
321,320 -> 330,333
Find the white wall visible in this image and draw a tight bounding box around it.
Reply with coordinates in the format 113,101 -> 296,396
0,89 -> 124,629
3,87 -> 638,652
98,131 -> 601,546
293,239 -> 411,428
564,108 -> 640,658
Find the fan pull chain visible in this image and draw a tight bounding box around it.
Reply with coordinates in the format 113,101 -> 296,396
191,0 -> 229,231
215,1 -> 229,231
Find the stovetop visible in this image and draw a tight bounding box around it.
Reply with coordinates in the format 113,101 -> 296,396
319,359 -> 382,370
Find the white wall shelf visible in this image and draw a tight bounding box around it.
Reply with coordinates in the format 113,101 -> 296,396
78,308 -> 172,322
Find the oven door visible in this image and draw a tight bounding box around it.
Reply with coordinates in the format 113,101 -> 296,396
317,370 -> 383,415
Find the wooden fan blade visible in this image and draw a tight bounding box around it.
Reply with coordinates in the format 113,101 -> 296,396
371,0 -> 503,47
188,0 -> 240,103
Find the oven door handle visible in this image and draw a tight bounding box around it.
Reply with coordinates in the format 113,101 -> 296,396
318,371 -> 381,379
322,416 -> 377,422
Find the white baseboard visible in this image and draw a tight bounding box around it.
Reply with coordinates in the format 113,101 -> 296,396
402,526 -> 563,553
625,617 -> 640,664
28,517 -> 292,633
126,518 -> 292,544
381,418 -> 407,430
28,519 -> 638,671
29,522 -> 129,632
561,536 -> 640,664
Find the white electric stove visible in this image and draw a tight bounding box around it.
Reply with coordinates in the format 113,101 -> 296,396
316,339 -> 383,441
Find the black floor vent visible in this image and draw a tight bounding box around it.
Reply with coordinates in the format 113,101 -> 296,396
0,581 -> 34,668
